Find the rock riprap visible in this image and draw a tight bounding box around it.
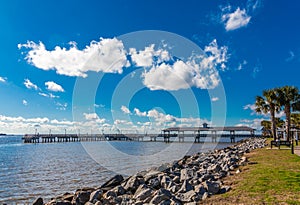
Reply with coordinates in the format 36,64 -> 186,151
37,138 -> 265,205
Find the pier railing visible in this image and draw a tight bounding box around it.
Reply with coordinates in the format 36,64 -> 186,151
22,133 -> 262,144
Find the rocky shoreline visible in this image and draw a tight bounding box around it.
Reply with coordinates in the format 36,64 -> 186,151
33,138 -> 265,205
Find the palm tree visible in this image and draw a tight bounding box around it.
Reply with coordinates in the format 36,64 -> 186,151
261,118 -> 284,137
291,113 -> 300,128
276,86 -> 300,141
255,89 -> 280,140
275,117 -> 285,128
260,120 -> 271,136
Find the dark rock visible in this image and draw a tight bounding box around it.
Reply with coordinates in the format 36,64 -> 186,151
194,184 -> 206,195
203,181 -> 220,195
170,198 -> 183,205
180,168 -> 194,182
208,164 -> 221,173
104,190 -> 117,198
118,194 -> 134,204
114,196 -> 123,204
157,188 -> 172,198
62,193 -> 74,202
149,188 -> 172,204
172,176 -> 180,184
147,176 -> 161,189
161,175 -> 172,188
51,202 -> 72,205
133,185 -> 153,201
100,174 -> 124,191
158,199 -> 171,205
176,190 -> 196,203
72,191 -> 91,205
201,192 -> 209,200
150,193 -> 170,204
229,164 -> 238,171
190,178 -> 200,186
122,175 -> 145,193
168,185 -> 179,194
219,186 -> 231,194
177,180 -> 193,193
33,197 -> 43,205
199,173 -> 214,182
89,189 -> 103,203
144,170 -> 162,182
94,201 -> 103,205
111,185 -> 126,196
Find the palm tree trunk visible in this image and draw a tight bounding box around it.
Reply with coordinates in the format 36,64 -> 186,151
270,108 -> 277,140
285,104 -> 291,141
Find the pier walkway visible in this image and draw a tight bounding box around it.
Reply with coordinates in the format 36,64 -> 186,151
22,133 -> 260,144
22,125 -> 260,144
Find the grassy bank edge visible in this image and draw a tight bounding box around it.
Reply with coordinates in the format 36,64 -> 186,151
203,138 -> 300,205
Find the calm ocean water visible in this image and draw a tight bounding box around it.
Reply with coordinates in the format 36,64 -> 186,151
0,135 -> 236,204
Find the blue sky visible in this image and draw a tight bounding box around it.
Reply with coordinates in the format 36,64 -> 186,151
0,0 -> 299,134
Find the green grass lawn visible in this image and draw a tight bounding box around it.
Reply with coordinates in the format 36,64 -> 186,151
204,140 -> 300,204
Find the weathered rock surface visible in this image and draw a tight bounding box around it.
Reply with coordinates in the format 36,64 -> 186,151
33,197 -> 43,205
100,174 -> 124,191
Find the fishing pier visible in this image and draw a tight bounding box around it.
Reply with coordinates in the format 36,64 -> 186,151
22,124 -> 258,144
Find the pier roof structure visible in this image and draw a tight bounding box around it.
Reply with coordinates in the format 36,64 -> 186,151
162,126 -> 255,133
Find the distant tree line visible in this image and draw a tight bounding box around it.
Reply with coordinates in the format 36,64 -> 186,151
255,86 -> 300,141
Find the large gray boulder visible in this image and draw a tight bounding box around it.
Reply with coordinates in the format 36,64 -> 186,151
176,190 -> 196,203
100,174 -> 124,191
180,168 -> 194,182
150,188 -> 172,204
147,176 -> 161,189
203,181 -> 221,195
89,189 -> 103,203
177,180 -> 193,193
72,191 -> 91,205
122,175 -> 145,193
33,198 -> 43,205
161,175 -> 172,189
144,170 -> 162,182
133,184 -> 154,201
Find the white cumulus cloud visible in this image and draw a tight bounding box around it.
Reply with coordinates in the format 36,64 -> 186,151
18,38 -> 130,77
142,39 -> 227,91
132,107 -> 207,128
83,112 -> 105,123
39,92 -> 59,98
121,105 -> 131,114
222,7 -> 251,31
114,119 -> 133,125
134,108 -> 147,117
24,79 -> 39,90
129,44 -> 171,67
19,37 -> 229,91
243,103 -> 257,115
0,76 -> 7,83
45,81 -> 65,92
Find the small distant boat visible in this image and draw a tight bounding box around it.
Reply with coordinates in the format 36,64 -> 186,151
0,133 -> 6,136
